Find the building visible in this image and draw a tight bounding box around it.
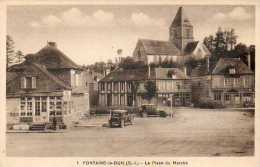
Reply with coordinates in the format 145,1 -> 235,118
98,67 -> 192,107
83,68 -> 104,107
6,42 -> 89,127
133,7 -> 210,65
154,68 -> 192,107
98,68 -> 148,107
191,58 -> 255,107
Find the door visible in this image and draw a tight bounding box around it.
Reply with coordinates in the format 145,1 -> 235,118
107,94 -> 112,106
127,95 -> 133,106
34,97 -> 48,123
234,94 -> 241,105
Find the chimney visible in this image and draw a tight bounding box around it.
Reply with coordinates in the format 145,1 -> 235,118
47,41 -> 57,48
183,66 -> 187,76
247,54 -> 251,70
148,65 -> 151,78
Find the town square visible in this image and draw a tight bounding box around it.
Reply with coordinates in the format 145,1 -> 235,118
5,5 -> 255,158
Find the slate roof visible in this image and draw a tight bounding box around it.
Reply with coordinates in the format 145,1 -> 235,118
171,7 -> 193,27
139,39 -> 180,56
32,63 -> 71,89
6,71 -> 19,84
100,67 -> 189,82
212,58 -> 253,75
25,44 -> 80,69
184,41 -> 199,54
155,68 -> 190,80
7,62 -> 71,90
99,67 -> 155,82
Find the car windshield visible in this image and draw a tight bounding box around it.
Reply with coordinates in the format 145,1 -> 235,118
112,113 -> 121,117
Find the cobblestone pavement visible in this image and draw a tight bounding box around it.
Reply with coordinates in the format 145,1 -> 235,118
6,109 -> 254,157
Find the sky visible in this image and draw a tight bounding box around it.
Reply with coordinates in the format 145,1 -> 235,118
7,5 -> 255,65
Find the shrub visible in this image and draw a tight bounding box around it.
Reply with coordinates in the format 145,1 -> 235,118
194,98 -> 225,109
159,110 -> 167,117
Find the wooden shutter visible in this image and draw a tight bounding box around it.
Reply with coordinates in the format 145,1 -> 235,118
32,77 -> 36,89
21,77 -> 26,89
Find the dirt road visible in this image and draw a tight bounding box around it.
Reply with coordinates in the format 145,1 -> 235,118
6,109 -> 254,157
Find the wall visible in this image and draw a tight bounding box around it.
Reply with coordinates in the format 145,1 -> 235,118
211,74 -> 255,89
6,97 -> 20,124
156,79 -> 191,93
49,69 -> 71,86
63,93 -> 89,127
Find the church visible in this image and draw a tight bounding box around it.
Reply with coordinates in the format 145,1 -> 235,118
132,7 -> 210,65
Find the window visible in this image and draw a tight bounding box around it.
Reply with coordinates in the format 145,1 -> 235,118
120,94 -> 125,105
176,82 -> 181,90
49,96 -> 63,116
224,78 -> 233,87
214,92 -> 222,101
186,29 -> 191,38
127,82 -> 131,92
35,97 -> 41,116
21,76 -> 36,89
107,83 -> 112,91
224,94 -> 231,101
42,97 -> 47,112
234,78 -> 242,87
120,82 -> 125,91
20,97 -> 33,117
100,83 -> 105,91
244,76 -> 250,87
27,97 -> 33,116
229,68 -> 236,74
114,82 -> 119,91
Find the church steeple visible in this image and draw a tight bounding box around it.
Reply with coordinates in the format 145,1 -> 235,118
169,7 -> 194,51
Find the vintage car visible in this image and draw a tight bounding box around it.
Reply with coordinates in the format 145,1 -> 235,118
139,104 -> 160,117
108,110 -> 134,128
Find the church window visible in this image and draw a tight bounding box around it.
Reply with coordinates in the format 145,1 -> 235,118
185,29 -> 191,38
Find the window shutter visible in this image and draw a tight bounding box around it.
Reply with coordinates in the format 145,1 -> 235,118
32,77 -> 36,89
21,77 -> 26,89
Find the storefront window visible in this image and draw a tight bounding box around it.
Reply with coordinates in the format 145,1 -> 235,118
35,97 -> 41,116
214,92 -> 222,101
42,97 -> 47,112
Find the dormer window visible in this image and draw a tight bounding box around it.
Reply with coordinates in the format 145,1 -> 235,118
21,76 -> 36,89
229,68 -> 236,74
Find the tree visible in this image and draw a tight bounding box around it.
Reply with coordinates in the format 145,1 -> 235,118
6,35 -> 15,69
214,27 -> 226,56
141,80 -> 157,103
234,43 -> 249,65
249,45 -> 255,72
119,56 -> 145,69
227,28 -> 237,50
16,50 -> 25,64
203,35 -> 214,53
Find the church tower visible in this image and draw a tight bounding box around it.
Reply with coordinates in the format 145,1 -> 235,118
169,7 -> 194,51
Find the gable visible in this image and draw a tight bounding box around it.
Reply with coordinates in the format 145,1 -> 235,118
212,58 -> 253,75
7,63 -> 71,95
186,42 -> 210,59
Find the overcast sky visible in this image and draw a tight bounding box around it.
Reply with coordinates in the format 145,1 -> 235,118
7,5 -> 255,65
